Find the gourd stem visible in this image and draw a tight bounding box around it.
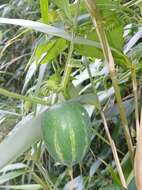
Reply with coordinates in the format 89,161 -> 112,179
61,31 -> 74,90
85,0 -> 134,161
0,87 -> 49,105
61,0 -> 80,91
40,0 -> 48,24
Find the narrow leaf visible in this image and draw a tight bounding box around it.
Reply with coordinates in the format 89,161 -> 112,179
55,0 -> 72,21
0,170 -> 25,184
22,61 -> 37,93
0,18 -> 100,48
0,184 -> 42,190
0,113 -> 43,170
35,38 -> 67,64
0,163 -> 27,173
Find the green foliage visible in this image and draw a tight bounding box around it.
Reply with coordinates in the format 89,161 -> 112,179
0,0 -> 141,189
35,38 -> 67,64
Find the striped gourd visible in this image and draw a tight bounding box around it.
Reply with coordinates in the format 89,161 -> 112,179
41,101 -> 91,166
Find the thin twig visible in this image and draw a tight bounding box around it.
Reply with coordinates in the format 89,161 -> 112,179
101,112 -> 127,189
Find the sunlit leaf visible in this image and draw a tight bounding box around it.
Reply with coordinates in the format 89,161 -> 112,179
22,61 -> 37,93
35,38 -> 67,64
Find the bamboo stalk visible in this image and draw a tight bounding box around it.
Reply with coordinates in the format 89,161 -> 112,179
85,0 -> 134,161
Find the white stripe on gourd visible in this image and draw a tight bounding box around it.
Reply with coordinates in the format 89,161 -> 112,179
69,127 -> 76,162
54,130 -> 64,162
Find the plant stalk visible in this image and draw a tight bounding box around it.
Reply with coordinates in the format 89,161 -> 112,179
40,0 -> 48,24
61,0 -> 80,90
124,56 -> 139,140
61,32 -> 75,90
0,87 -> 49,105
131,64 -> 139,139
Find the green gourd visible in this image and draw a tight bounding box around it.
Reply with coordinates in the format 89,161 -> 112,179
41,101 -> 91,166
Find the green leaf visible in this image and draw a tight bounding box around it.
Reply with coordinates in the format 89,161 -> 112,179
104,13 -> 124,51
128,178 -> 136,190
0,18 -> 100,48
98,157 -> 123,187
54,0 -> 72,21
22,61 -> 37,93
0,184 -> 42,190
72,93 -> 100,107
0,31 -> 2,41
0,170 -> 26,184
35,38 -> 67,64
76,12 -> 124,61
75,30 -> 103,58
0,18 -> 128,67
96,0 -> 120,17
0,113 -> 43,170
76,13 -> 123,58
121,153 -> 133,180
107,164 -> 121,187
0,163 -> 27,173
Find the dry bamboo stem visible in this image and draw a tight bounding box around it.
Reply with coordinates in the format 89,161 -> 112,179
101,112 -> 127,189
